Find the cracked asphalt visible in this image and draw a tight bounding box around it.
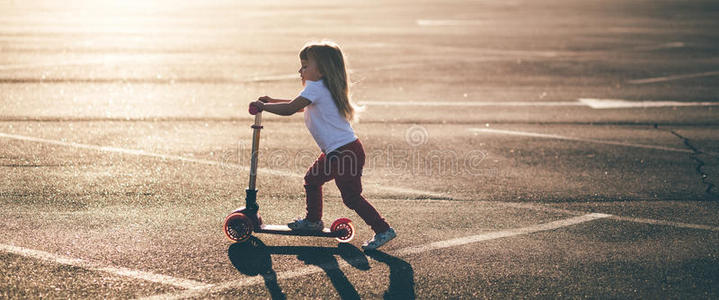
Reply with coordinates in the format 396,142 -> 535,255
667,129 -> 718,200
2,0 -> 719,298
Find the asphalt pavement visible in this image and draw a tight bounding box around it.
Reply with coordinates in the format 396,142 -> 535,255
1,0 -> 719,298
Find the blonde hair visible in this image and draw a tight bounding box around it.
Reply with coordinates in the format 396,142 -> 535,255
300,41 -> 360,122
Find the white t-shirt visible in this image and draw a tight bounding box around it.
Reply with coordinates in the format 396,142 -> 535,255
299,79 -> 357,153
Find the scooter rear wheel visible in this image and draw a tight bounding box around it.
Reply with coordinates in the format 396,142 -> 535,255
224,212 -> 253,242
330,218 -> 355,243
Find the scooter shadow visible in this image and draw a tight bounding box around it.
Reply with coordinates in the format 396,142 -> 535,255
227,237 -> 370,300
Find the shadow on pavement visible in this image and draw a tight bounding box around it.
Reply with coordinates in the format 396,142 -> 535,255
227,237 -> 371,300
227,237 -> 285,299
365,250 -> 416,300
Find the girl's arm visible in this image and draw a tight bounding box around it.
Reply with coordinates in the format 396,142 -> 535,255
258,96 -> 291,103
253,96 -> 311,116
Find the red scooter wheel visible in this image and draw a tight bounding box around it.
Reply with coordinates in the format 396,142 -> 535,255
224,212 -> 253,242
330,218 -> 355,243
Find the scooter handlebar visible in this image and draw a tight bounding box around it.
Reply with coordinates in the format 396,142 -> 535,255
249,102 -> 263,115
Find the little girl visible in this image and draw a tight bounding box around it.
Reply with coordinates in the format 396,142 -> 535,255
249,41 -> 396,250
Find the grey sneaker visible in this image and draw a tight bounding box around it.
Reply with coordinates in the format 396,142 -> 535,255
287,218 -> 324,231
362,228 -> 396,250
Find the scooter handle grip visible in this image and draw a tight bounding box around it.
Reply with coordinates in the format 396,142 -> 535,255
249,102 -> 263,115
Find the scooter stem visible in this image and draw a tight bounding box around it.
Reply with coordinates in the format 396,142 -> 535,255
248,112 -> 262,190
246,112 -> 262,212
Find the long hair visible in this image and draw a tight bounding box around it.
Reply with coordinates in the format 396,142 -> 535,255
299,41 -> 360,122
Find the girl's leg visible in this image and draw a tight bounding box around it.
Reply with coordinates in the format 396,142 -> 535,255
336,178 -> 390,234
303,153 -> 334,222
333,140 -> 390,234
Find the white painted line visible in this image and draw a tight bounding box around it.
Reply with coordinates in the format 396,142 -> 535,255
632,42 -> 684,51
3,131 -> 715,216
469,128 -> 693,153
416,19 -> 486,26
361,99 -> 718,109
4,131 -> 718,298
359,100 -> 585,107
0,56 -> 160,71
609,216 -> 719,231
139,213 -> 611,299
0,60 -> 119,71
249,74 -> 300,82
0,61 -> 99,71
140,264 -> 322,300
0,132 -> 440,197
395,213 -> 611,256
364,62 -> 426,72
247,63 -> 426,83
369,185 -> 446,199
3,132 -> 715,227
0,243 -> 212,290
628,71 -> 719,84
579,98 -> 719,109
0,132 -> 238,168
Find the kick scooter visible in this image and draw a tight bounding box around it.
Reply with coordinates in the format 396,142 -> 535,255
223,103 -> 355,243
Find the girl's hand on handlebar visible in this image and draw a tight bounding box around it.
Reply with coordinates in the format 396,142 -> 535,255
249,100 -> 264,115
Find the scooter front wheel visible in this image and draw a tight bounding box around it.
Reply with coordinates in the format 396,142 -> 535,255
224,212 -> 253,242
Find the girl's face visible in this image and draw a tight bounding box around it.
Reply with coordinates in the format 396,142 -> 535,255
299,57 -> 322,84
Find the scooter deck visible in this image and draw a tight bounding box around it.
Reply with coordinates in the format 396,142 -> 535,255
257,224 -> 344,237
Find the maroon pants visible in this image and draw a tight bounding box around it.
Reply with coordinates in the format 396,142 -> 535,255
303,139 -> 390,234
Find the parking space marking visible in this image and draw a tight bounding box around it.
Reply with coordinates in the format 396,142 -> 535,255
0,132 -> 236,164
3,131 -> 716,228
139,213 -> 611,300
0,132 -> 444,199
469,128 -> 693,153
359,100 -> 584,107
0,132 -> 301,178
0,58 -> 132,71
628,70 -> 719,84
2,131 -> 718,298
578,98 -> 719,109
631,42 -> 684,51
361,99 -> 719,109
395,213 -> 611,256
610,215 -> 719,231
416,19 -> 486,26
0,243 -> 212,290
